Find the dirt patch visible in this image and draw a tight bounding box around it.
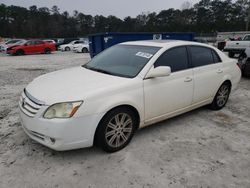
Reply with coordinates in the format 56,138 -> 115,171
0,109 -> 11,119
214,112 -> 233,125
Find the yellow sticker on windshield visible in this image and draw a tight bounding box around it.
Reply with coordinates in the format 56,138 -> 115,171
136,52 -> 153,59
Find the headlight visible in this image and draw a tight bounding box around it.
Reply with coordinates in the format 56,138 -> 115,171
44,101 -> 83,119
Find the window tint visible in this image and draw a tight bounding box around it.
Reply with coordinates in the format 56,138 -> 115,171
26,41 -> 35,45
84,45 -> 160,78
154,47 -> 189,72
211,50 -> 221,63
243,35 -> 250,41
190,46 -> 214,67
34,41 -> 44,45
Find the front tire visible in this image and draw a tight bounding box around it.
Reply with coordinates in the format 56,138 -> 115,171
16,49 -> 24,56
82,48 -> 88,53
209,82 -> 231,110
44,48 -> 51,54
95,107 -> 137,152
65,47 -> 70,51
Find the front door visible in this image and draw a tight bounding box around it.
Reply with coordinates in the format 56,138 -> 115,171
144,46 -> 194,122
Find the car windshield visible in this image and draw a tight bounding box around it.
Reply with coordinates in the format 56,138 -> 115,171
83,45 -> 160,78
70,41 -> 77,44
14,40 -> 27,45
6,40 -> 21,44
243,35 -> 250,41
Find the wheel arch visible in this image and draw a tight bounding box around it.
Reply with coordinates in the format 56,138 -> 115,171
82,47 -> 88,50
211,77 -> 232,101
221,75 -> 232,90
93,104 -> 141,145
16,48 -> 25,55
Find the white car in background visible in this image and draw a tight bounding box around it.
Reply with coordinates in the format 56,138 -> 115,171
224,34 -> 250,57
19,40 -> 241,152
73,42 -> 89,53
43,39 -> 56,44
0,39 -> 25,52
58,40 -> 85,51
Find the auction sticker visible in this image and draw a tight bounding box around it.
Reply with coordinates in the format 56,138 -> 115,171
136,52 -> 153,59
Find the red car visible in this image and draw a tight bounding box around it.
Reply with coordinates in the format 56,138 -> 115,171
7,40 -> 56,55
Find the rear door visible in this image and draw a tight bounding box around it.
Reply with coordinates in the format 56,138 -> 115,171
33,40 -> 45,53
23,41 -> 35,54
144,46 -> 194,121
188,46 -> 223,104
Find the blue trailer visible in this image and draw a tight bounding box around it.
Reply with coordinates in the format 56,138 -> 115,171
88,32 -> 195,57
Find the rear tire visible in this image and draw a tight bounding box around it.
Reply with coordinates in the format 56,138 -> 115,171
209,82 -> 231,110
95,107 -> 137,153
44,48 -> 51,54
65,47 -> 70,51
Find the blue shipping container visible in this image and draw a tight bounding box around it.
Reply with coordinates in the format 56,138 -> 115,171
88,32 -> 195,57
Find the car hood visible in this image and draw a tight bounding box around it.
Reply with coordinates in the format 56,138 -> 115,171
60,44 -> 72,47
26,66 -> 131,105
7,44 -> 22,48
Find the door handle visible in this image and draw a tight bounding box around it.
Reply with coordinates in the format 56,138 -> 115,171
216,69 -> 223,74
184,77 -> 192,82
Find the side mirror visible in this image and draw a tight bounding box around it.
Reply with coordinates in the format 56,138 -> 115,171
145,66 -> 171,79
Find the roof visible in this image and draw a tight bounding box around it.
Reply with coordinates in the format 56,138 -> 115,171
121,40 -> 213,48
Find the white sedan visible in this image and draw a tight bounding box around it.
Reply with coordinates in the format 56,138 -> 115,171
58,40 -> 84,51
19,40 -> 241,152
73,43 -> 89,53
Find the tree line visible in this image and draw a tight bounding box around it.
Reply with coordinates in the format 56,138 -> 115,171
0,0 -> 249,38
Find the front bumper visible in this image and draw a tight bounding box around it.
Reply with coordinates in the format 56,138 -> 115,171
19,102 -> 104,151
73,48 -> 80,53
6,49 -> 15,55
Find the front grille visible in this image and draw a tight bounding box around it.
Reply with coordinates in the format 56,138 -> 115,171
19,90 -> 44,117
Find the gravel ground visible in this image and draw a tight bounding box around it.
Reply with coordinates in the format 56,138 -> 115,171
0,52 -> 250,188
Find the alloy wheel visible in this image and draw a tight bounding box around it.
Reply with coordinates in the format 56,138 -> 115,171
216,84 -> 230,107
105,113 -> 133,148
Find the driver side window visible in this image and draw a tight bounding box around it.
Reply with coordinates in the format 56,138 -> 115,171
26,41 -> 34,46
244,35 -> 250,41
154,46 -> 189,72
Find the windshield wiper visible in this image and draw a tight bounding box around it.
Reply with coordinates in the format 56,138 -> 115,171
82,65 -> 115,76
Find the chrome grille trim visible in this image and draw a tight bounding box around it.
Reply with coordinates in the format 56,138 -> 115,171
19,90 -> 44,117
24,89 -> 45,105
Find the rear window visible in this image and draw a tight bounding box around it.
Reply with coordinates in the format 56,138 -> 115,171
211,50 -> 221,63
190,46 -> 214,67
34,41 -> 44,45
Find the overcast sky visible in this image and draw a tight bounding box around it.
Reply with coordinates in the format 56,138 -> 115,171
0,0 -> 201,18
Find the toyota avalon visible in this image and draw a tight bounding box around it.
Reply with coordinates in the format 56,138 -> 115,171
19,40 -> 241,152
